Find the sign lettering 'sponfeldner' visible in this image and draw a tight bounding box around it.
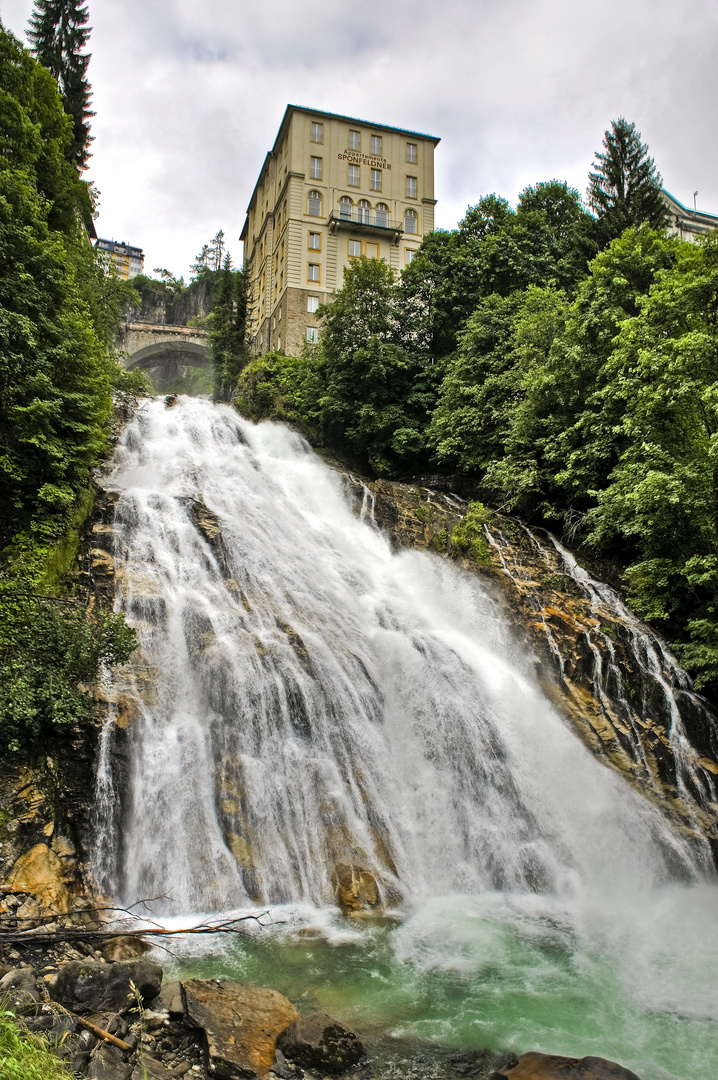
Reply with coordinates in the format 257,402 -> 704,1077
337,151 -> 392,170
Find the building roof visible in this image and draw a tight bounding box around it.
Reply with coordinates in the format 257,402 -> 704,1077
662,188 -> 718,226
242,104 -> 440,225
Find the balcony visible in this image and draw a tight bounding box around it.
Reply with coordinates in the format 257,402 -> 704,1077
327,209 -> 403,243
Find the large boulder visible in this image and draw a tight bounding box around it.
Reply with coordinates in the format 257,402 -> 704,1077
500,1052 -> 643,1080
181,978 -> 299,1079
0,966 -> 40,1007
49,959 -> 163,1014
277,1012 -> 364,1075
5,842 -> 74,912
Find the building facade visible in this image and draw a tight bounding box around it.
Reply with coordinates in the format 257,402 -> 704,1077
662,190 -> 718,242
241,106 -> 440,356
95,238 -> 145,279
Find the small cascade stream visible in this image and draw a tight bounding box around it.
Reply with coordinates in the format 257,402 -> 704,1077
93,396 -> 718,1080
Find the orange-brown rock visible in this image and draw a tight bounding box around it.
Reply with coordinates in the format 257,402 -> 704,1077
181,979 -> 299,1079
502,1050 -> 642,1080
100,934 -> 153,962
5,843 -> 74,913
334,863 -> 380,916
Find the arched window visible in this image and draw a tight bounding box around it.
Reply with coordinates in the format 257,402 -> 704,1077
375,202 -> 389,228
308,190 -> 322,216
339,196 -> 353,221
358,199 -> 371,224
404,208 -> 418,234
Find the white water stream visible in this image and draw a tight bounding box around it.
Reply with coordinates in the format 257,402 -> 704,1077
92,396 -> 718,1079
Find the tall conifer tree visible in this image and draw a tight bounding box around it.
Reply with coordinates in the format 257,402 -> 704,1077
28,0 -> 93,170
587,118 -> 668,246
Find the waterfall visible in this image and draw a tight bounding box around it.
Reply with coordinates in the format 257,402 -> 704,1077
92,396 -> 709,912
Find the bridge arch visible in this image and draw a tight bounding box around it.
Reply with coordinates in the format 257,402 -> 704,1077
117,322 -> 212,394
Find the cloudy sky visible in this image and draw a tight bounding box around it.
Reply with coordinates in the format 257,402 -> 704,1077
2,0 -> 717,279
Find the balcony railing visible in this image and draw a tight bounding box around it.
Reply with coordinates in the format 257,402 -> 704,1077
327,209 -> 403,233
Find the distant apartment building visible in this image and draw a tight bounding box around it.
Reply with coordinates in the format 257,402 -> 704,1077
95,238 -> 145,279
662,190 -> 718,242
241,105 -> 440,356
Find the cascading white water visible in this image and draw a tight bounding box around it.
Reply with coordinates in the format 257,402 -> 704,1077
92,396 -> 707,913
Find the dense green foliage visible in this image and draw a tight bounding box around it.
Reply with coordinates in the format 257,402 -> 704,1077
209,256 -> 250,400
0,1007 -> 76,1080
0,26 -> 139,753
0,591 -> 136,752
28,0 -> 93,170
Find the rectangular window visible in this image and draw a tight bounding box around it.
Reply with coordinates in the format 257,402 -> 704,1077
348,164 -> 360,187
365,242 -> 378,260
348,239 -> 362,257
310,156 -> 322,180
370,168 -> 382,192
308,231 -> 321,250
406,142 -> 417,163
348,129 -> 360,150
311,121 -> 323,143
371,134 -> 382,155
308,263 -> 320,282
278,305 -> 282,320
405,249 -> 416,265
406,176 -> 417,199
306,327 -> 319,343
307,295 -> 319,313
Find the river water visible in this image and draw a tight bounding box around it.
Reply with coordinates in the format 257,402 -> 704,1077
94,396 -> 718,1080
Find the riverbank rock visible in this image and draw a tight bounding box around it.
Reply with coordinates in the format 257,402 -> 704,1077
334,863 -> 380,916
5,841 -> 75,912
499,1051 -> 643,1080
277,1013 -> 364,1075
100,935 -> 154,962
0,966 -> 41,1007
182,978 -> 299,1078
49,959 -> 163,1013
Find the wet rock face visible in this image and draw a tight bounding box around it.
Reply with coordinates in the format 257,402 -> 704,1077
181,978 -> 300,1079
345,474 -> 718,862
501,1051 -> 643,1079
49,959 -> 163,1013
277,1013 -> 364,1075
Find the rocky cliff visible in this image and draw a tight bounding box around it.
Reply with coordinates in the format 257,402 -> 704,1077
345,475 -> 718,866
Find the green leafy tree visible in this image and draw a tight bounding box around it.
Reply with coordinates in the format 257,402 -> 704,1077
28,0 -> 93,170
209,255 -> 250,399
587,118 -> 668,247
0,591 -> 136,754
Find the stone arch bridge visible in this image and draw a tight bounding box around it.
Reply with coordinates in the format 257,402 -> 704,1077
116,321 -> 210,392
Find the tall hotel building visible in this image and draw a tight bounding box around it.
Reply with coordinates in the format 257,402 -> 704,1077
241,106 -> 440,356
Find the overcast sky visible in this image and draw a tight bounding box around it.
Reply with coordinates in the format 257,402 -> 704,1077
2,0 -> 717,279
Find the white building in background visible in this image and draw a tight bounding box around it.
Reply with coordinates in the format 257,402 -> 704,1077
662,190 -> 718,242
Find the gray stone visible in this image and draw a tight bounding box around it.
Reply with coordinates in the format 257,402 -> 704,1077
87,1042 -> 132,1080
157,978 -> 184,1020
277,1012 -> 364,1075
0,966 -> 40,1007
49,959 -> 163,1014
130,1057 -> 175,1080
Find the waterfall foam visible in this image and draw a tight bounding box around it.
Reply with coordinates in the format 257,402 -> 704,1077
93,396 -> 705,910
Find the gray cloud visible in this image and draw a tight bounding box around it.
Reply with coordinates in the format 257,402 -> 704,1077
2,0 -> 716,278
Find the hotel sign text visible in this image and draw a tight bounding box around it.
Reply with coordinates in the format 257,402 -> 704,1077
338,151 -> 392,170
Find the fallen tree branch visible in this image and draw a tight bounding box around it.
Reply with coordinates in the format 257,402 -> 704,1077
0,911 -> 270,947
75,1015 -> 132,1052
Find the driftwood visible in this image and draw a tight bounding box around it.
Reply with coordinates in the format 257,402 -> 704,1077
75,1014 -> 132,1051
0,894 -> 270,947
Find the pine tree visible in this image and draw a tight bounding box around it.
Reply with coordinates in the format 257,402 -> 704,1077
28,0 -> 93,170
587,118 -> 668,245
